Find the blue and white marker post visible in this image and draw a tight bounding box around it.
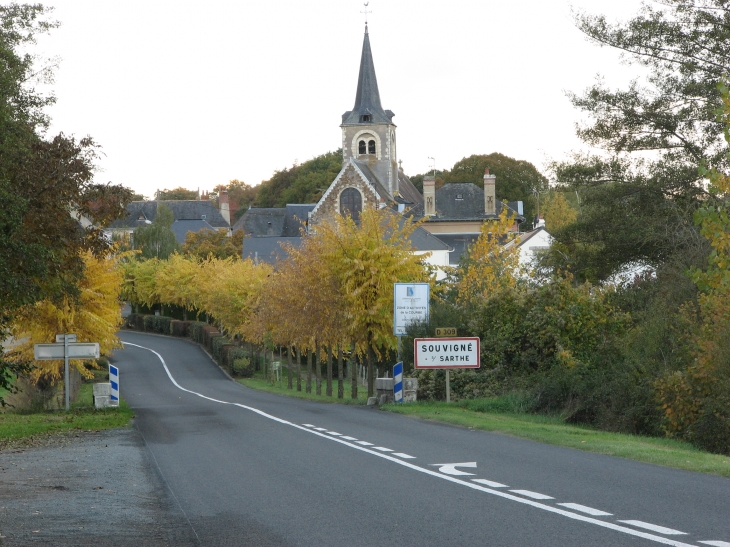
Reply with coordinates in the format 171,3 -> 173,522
109,364 -> 119,406
393,362 -> 403,403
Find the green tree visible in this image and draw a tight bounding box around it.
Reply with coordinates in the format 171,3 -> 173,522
552,0 -> 729,280
183,228 -> 244,260
255,150 -> 343,207
132,204 -> 180,259
155,187 -> 199,200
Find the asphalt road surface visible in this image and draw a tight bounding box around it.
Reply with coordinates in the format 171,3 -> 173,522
110,331 -> 728,547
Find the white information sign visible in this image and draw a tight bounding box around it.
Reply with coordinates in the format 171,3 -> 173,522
34,343 -> 100,360
393,283 -> 430,336
414,337 -> 480,369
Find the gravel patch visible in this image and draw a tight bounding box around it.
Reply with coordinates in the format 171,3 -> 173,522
0,428 -> 198,546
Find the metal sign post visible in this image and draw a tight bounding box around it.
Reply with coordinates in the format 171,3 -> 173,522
109,364 -> 120,406
393,362 -> 403,403
34,335 -> 100,411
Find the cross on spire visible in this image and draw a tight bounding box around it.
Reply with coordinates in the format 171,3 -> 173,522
361,2 -> 371,27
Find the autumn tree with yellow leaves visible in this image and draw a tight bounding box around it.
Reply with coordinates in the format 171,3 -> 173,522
9,250 -> 126,384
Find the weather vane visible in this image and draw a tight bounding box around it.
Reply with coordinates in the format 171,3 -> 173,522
361,2 -> 371,25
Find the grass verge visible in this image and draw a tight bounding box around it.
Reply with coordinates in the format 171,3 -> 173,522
0,383 -> 133,445
237,371 -> 369,405
380,401 -> 730,478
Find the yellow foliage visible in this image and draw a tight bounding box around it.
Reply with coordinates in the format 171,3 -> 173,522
10,250 -> 125,382
456,209 -> 522,306
542,192 -> 578,233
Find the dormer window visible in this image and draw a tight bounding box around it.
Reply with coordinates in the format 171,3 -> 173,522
368,140 -> 376,154
201,214 -> 206,219
361,114 -> 371,122
456,194 -> 463,200
359,140 -> 366,154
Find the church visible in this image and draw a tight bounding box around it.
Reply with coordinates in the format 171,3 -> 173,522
237,23 -> 527,270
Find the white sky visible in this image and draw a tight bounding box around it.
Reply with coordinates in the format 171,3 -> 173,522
35,0 -> 646,199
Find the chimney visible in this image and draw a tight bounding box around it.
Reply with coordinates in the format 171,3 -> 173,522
484,168 -> 496,215
423,175 -> 436,216
219,189 -> 230,225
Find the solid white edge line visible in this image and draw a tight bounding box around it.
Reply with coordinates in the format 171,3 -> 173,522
618,521 -> 687,535
699,541 -> 730,547
355,441 -> 373,446
122,341 -> 701,547
340,436 -> 358,441
374,447 -> 393,452
557,503 -> 612,517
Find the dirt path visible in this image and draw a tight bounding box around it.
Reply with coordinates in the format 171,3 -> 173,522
0,428 -> 198,546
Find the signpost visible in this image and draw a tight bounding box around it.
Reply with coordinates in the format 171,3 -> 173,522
34,334 -> 100,411
414,337 -> 480,403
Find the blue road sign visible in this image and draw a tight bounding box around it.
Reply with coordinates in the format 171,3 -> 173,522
393,362 -> 403,403
109,364 -> 119,406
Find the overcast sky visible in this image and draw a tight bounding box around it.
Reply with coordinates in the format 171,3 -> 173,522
35,0 -> 646,199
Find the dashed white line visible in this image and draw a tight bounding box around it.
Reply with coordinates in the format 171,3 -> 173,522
699,541 -> 730,547
392,453 -> 416,459
557,503 -> 612,516
326,431 -> 342,436
618,521 -> 687,535
472,479 -> 508,488
509,490 -> 554,500
373,447 -> 393,452
355,441 -> 374,446
341,436 -> 358,441
302,424 -> 315,428
313,427 -> 327,431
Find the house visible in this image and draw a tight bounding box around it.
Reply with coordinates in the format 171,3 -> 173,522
106,200 -> 230,244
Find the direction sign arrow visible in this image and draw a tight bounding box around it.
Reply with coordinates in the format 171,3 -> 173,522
34,343 -> 100,360
430,462 -> 477,476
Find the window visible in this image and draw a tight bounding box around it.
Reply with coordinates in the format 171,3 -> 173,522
361,114 -> 371,122
359,140 -> 366,154
368,140 -> 376,154
340,188 -> 362,222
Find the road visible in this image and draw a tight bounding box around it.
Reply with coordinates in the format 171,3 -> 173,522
115,331 -> 730,547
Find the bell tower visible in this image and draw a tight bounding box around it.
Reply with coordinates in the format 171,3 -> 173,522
340,24 -> 398,198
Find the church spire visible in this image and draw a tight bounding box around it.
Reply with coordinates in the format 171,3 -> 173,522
341,25 -> 393,125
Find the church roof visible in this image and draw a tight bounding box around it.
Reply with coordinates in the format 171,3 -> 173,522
341,25 -> 394,126
396,171 -> 424,211
282,204 -> 316,236
351,159 -> 393,201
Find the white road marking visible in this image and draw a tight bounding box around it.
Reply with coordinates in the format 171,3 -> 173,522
326,432 -> 342,436
510,490 -> 555,500
618,521 -> 687,535
341,436 -> 358,441
313,427 -> 327,431
122,340 -> 704,547
472,479 -> 508,488
355,441 -> 373,446
430,462 -> 477,476
302,424 -> 315,428
557,503 -> 612,516
392,453 -> 416,459
699,541 -> 730,546
373,447 -> 393,452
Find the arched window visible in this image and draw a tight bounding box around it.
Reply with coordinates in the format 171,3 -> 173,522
358,140 -> 366,155
340,188 -> 362,222
368,140 -> 376,154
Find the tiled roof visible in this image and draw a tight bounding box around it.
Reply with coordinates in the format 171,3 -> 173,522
233,208 -> 287,237
171,219 -> 216,244
242,237 -> 303,264
108,201 -> 229,229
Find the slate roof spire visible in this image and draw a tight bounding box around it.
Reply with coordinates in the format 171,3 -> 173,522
341,24 -> 394,125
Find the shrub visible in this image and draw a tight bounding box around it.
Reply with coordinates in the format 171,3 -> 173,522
233,357 -> 253,378
143,315 -> 172,334
170,320 -> 189,337
211,336 -> 231,361
202,326 -> 220,349
188,321 -> 207,343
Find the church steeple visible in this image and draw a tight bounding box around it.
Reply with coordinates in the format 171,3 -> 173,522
340,24 -> 398,197
342,24 -> 394,126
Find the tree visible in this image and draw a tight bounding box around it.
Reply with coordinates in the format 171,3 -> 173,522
455,210 -> 522,306
155,187 -> 199,200
255,150 -> 343,207
207,180 -> 258,223
183,228 -> 244,260
541,192 -> 578,233
8,249 -> 126,384
0,5 -> 132,401
132,204 -> 180,259
316,209 -> 433,396
552,0 -> 729,280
